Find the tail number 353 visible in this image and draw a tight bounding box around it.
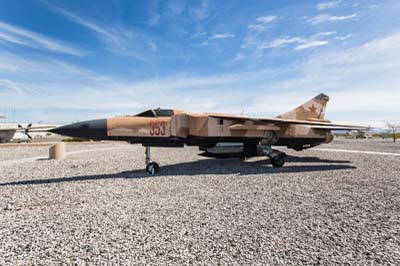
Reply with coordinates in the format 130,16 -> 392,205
150,121 -> 166,136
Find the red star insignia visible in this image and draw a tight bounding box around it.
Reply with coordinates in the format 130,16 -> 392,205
309,104 -> 317,114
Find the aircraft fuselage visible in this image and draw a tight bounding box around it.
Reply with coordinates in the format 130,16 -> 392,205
51,114 -> 332,157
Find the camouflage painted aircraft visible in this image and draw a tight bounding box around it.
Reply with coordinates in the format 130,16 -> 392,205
51,93 -> 366,174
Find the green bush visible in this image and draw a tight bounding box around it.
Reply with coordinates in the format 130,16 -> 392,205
62,137 -> 92,142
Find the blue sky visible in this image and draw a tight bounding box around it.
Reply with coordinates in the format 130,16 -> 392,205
0,0 -> 399,125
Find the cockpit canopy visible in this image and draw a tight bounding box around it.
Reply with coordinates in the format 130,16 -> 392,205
135,108 -> 175,117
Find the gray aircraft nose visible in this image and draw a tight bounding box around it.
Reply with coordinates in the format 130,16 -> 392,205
50,119 -> 108,140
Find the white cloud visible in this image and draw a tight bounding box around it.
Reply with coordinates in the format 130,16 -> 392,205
253,32 -> 400,121
248,24 -> 267,31
209,33 -> 235,40
0,32 -> 26,46
232,53 -> 246,62
295,40 -> 328,50
256,16 -> 277,24
197,41 -> 211,46
316,0 -> 341,10
42,2 -> 119,43
335,34 -> 353,41
314,31 -> 337,37
40,1 -> 158,61
189,0 -> 210,20
0,21 -> 86,56
258,34 -> 331,50
258,37 -> 304,49
308,13 -> 357,24
0,79 -> 23,93
248,15 -> 276,31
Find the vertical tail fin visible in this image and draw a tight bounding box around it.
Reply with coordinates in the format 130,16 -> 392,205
277,93 -> 330,121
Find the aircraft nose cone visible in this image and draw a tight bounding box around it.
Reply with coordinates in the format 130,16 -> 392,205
50,119 -> 108,140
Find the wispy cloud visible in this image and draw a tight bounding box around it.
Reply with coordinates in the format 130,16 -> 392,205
295,40 -> 328,50
0,21 -> 86,56
189,0 -> 210,20
41,1 -> 119,44
258,32 -> 333,50
209,33 -> 235,40
316,0 -> 342,10
308,13 -> 357,24
253,32 -> 400,121
40,1 -> 158,61
248,15 -> 277,31
335,34 -> 353,41
314,31 -> 337,37
0,78 -> 23,93
242,15 -> 277,48
258,37 -> 304,49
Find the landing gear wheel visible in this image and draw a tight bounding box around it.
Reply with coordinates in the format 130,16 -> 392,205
146,162 -> 160,175
271,157 -> 285,167
269,150 -> 286,168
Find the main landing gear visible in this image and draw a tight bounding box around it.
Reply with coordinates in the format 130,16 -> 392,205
258,131 -> 287,167
145,146 -> 159,175
268,149 -> 286,167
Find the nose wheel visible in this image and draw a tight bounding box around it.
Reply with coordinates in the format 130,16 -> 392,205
145,146 -> 160,175
146,162 -> 160,175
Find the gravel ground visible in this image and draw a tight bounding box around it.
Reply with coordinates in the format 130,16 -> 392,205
324,137 -> 400,153
0,139 -> 399,265
0,141 -> 117,161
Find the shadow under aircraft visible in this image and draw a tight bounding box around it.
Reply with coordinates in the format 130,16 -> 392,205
0,156 -> 355,187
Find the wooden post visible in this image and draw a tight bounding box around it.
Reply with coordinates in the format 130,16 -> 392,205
49,142 -> 65,160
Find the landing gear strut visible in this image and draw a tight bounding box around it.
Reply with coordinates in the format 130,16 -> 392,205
258,131 -> 286,167
145,146 -> 159,175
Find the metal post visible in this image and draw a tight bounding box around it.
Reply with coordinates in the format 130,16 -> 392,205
145,146 -> 150,165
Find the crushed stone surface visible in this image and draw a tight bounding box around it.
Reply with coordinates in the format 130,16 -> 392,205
0,139 -> 399,265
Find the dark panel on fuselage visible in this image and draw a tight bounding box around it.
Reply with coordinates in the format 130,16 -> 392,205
112,135 -> 326,152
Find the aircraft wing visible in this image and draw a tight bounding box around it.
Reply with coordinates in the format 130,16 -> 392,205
0,128 -> 17,133
24,126 -> 56,131
7,125 -> 56,131
208,114 -> 368,131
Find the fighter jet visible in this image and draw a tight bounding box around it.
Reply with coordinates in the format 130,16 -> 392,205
51,93 -> 367,174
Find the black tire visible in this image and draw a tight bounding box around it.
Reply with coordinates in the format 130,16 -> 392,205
146,162 -> 160,175
271,157 -> 285,167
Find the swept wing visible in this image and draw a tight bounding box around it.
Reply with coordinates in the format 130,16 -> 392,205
208,114 -> 368,131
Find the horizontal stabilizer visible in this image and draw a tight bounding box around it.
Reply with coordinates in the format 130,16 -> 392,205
310,125 -> 369,131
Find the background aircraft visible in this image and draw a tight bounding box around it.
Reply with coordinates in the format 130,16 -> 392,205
0,119 -> 57,143
51,93 -> 367,174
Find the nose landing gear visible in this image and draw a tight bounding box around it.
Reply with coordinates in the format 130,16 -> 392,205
145,146 -> 160,175
146,161 -> 160,175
